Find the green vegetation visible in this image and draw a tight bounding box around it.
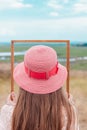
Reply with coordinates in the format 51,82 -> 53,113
0,45 -> 10,52
0,44 -> 87,57
0,44 -> 87,70
70,60 -> 87,70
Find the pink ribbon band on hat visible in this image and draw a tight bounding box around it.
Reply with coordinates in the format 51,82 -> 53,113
25,63 -> 58,80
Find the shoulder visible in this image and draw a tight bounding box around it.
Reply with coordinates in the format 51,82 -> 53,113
0,104 -> 14,118
0,104 -> 15,130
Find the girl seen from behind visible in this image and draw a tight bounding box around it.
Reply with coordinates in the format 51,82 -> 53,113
0,45 -> 79,130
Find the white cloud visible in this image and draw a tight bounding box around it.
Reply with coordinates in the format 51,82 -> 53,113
0,0 -> 33,10
73,0 -> 87,13
79,0 -> 87,4
0,28 -> 15,36
47,0 -> 63,10
50,12 -> 59,16
1,17 -> 87,30
47,0 -> 63,17
74,3 -> 87,13
0,24 -> 16,36
63,0 -> 69,4
0,17 -> 87,41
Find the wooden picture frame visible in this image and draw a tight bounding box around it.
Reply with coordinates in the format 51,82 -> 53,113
11,40 -> 70,96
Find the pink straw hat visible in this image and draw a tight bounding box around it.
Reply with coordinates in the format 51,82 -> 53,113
13,45 -> 67,94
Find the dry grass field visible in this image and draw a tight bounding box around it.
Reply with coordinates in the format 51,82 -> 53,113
0,63 -> 87,130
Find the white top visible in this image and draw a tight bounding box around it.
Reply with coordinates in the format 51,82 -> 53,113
0,95 -> 79,130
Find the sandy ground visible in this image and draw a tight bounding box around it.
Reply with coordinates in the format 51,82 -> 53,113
70,71 -> 87,130
0,63 -> 87,130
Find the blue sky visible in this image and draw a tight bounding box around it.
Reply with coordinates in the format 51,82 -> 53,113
0,0 -> 87,42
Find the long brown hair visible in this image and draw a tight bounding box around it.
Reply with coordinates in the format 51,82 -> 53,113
12,88 -> 72,130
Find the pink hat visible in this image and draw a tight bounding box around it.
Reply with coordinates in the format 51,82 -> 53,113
13,45 -> 67,94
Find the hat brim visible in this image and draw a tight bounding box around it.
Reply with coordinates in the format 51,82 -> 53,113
13,62 -> 67,94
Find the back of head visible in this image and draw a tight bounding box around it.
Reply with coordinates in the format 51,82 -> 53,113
14,45 -> 67,94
